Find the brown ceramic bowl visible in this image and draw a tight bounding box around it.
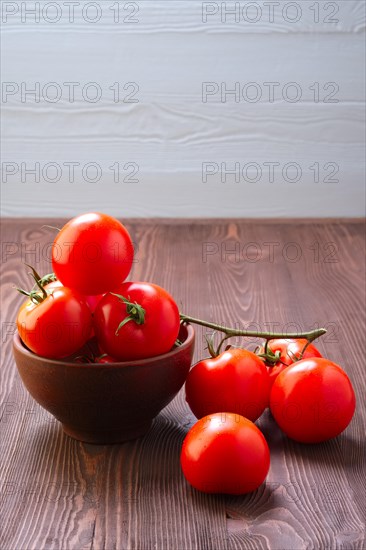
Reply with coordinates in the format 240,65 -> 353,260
13,324 -> 194,444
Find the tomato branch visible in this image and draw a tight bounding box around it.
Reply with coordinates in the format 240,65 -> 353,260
179,314 -> 326,343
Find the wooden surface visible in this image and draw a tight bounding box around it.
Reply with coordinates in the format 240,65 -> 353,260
1,218 -> 365,550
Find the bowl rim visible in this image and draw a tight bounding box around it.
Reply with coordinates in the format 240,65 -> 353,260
13,323 -> 194,369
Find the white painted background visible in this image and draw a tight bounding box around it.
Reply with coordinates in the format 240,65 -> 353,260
1,0 -> 365,217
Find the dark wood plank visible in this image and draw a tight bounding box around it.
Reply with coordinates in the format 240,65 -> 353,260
1,219 -> 365,550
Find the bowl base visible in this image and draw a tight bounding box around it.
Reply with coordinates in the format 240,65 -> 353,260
62,420 -> 153,444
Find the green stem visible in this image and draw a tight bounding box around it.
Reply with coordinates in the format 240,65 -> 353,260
179,314 -> 326,343
17,265 -> 50,305
110,293 -> 146,335
36,272 -> 57,288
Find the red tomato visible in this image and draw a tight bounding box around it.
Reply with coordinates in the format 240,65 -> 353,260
46,280 -> 103,312
93,281 -> 180,360
181,413 -> 270,494
95,344 -> 118,364
270,358 -> 356,443
185,348 -> 270,422
17,287 -> 93,359
52,212 -> 134,295
97,354 -> 117,364
261,338 -> 322,390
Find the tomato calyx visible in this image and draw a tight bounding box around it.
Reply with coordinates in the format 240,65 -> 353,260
16,265 -> 50,305
34,272 -> 58,288
255,339 -> 283,366
110,293 -> 146,335
255,339 -> 313,367
255,343 -> 282,366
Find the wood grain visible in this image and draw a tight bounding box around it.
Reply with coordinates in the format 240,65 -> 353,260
0,218 -> 365,550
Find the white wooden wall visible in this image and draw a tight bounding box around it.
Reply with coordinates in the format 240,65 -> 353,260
1,0 -> 365,217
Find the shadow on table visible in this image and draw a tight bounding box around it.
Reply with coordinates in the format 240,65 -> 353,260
260,408 -> 364,468
22,407 -> 363,525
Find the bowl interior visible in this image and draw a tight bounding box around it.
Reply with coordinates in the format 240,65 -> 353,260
14,323 -> 194,367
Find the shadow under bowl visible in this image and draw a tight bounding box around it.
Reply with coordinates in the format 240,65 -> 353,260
13,324 -> 195,444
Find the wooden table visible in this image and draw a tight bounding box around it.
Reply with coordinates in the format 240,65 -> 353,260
1,219 -> 365,550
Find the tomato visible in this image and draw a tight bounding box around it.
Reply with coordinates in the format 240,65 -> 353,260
17,287 -> 93,359
46,279 -> 102,340
93,281 -> 180,360
259,338 -> 322,391
181,413 -> 270,494
185,348 -> 270,422
270,358 -> 356,443
95,344 -> 118,364
52,212 -> 134,295
46,280 -> 103,312
97,354 -> 117,364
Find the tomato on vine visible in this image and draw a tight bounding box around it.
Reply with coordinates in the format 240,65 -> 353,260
270,358 -> 356,443
185,348 -> 270,422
